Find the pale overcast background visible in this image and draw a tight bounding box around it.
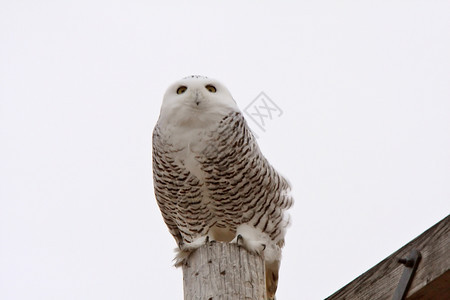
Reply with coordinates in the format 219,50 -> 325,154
1,1 -> 449,299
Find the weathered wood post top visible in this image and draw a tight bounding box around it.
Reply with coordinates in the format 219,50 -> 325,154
182,242 -> 267,300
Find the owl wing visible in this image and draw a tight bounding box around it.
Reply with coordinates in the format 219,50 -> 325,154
152,125 -> 185,247
201,111 -> 293,242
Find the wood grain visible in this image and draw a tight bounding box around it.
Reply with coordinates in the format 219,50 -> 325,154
182,242 -> 266,300
326,215 -> 449,300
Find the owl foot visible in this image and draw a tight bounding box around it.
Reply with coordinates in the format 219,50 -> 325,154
182,236 -> 209,251
231,233 -> 266,255
204,236 -> 216,244
236,234 -> 244,246
174,235 -> 212,267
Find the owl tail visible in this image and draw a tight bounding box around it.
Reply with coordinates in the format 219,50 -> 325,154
265,260 -> 280,300
173,247 -> 191,267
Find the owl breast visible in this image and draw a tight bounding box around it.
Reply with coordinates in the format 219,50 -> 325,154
169,127 -> 212,184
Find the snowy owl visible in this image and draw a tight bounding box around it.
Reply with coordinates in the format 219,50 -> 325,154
152,75 -> 293,299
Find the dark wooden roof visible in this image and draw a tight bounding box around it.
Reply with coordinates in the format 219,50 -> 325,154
326,215 -> 449,300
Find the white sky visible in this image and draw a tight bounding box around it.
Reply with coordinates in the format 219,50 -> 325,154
1,1 -> 449,299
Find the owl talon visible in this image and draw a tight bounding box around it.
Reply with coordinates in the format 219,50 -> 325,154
204,236 -> 217,244
233,234 -> 265,255
236,234 -> 244,246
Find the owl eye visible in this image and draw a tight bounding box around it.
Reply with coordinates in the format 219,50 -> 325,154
177,86 -> 187,94
205,85 -> 217,93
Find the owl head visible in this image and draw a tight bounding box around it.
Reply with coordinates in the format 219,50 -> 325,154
157,76 -> 239,128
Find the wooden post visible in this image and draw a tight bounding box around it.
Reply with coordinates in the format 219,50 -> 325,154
182,242 -> 267,300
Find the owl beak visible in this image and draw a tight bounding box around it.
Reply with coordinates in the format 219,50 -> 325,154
193,90 -> 201,106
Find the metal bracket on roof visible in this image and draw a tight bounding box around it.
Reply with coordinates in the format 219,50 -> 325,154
392,249 -> 422,300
